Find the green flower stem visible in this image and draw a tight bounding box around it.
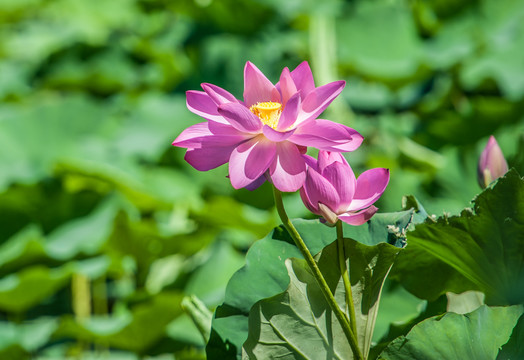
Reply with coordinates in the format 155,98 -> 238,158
72,273 -> 91,353
72,273 -> 91,321
336,220 -> 358,337
272,187 -> 363,360
93,276 -> 108,316
309,14 -> 354,122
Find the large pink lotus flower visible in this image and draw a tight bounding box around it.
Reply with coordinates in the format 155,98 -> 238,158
300,151 -> 389,225
478,135 -> 508,189
173,61 -> 363,192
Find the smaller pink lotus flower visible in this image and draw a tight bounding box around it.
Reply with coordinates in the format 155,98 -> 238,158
478,135 -> 508,189
300,151 -> 389,226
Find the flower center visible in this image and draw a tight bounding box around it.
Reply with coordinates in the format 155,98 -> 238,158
250,101 -> 282,129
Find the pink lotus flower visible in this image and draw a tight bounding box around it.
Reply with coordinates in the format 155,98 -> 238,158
478,135 -> 508,189
300,151 -> 389,225
173,61 -> 363,192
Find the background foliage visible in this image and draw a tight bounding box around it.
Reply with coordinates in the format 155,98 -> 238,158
1,0 -> 523,358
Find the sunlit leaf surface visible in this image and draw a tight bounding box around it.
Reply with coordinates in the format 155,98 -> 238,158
392,170 -> 524,305
379,305 -> 523,360
207,211 -> 414,359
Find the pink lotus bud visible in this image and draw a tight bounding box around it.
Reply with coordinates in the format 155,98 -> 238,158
478,136 -> 508,189
300,151 -> 389,226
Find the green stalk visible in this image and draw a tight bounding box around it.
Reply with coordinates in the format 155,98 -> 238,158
92,276 -> 109,355
273,187 -> 363,360
93,276 -> 108,316
309,13 -> 354,122
336,220 -> 358,337
72,273 -> 91,355
72,273 -> 91,321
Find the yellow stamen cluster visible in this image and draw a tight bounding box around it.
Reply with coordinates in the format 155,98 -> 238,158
250,101 -> 282,130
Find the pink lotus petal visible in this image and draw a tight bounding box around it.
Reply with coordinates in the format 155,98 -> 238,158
173,122 -> 250,149
277,67 -> 297,105
297,145 -> 308,154
322,160 -> 357,213
347,168 -> 390,211
296,80 -> 345,124
245,174 -> 267,191
186,91 -> 228,124
202,83 -> 238,105
172,122 -> 211,148
300,164 -> 340,212
338,206 -> 378,226
299,186 -> 318,214
302,154 -> 318,171
184,145 -> 236,171
290,61 -> 315,97
243,62 -> 279,107
277,92 -> 301,131
218,102 -> 262,133
269,141 -> 307,192
262,125 -> 295,142
207,120 -> 250,137
229,136 -> 276,189
289,119 -> 363,152
317,151 -> 348,173
173,121 -> 253,172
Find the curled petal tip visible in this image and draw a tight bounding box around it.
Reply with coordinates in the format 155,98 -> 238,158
335,80 -> 346,88
338,206 -> 378,226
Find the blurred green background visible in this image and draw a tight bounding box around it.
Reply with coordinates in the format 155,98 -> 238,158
0,0 -> 523,358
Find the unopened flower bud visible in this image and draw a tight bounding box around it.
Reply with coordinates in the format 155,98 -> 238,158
478,136 -> 508,189
300,151 -> 389,226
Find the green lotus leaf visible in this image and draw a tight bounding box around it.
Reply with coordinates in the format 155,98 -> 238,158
243,237 -> 401,359
392,169 -> 524,305
207,210 -> 417,359
379,305 -> 523,359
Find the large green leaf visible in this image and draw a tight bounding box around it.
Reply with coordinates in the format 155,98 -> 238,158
243,237 -> 401,359
55,291 -> 184,354
0,197 -> 117,277
194,196 -> 278,240
46,197 -> 117,261
371,281 -> 425,344
183,240 -> 246,307
0,96 -> 109,188
391,169 -> 524,304
379,305 -> 523,360
459,0 -> 524,100
345,241 -> 400,357
497,312 -> 524,360
207,211 -> 416,359
0,265 -> 71,313
243,258 -> 352,360
105,209 -> 215,285
0,318 -> 58,360
0,226 -> 50,277
0,257 -> 108,315
337,1 -> 425,82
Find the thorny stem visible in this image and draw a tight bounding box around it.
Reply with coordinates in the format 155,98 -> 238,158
272,187 -> 363,360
